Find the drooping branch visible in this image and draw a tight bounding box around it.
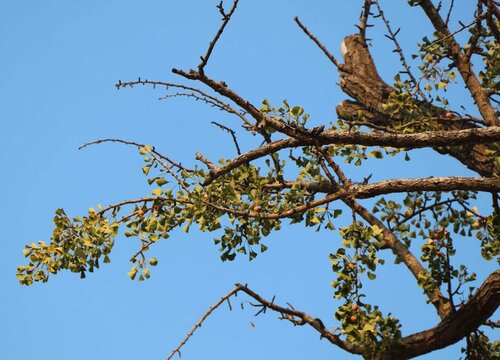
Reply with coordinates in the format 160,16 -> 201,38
166,283 -> 362,360
79,138 -> 193,172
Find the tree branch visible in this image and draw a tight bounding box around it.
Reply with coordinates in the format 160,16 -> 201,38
166,283 -> 362,360
400,270 -> 500,358
202,127 -> 500,185
416,0 -> 499,126
294,17 -> 343,68
198,0 -> 240,74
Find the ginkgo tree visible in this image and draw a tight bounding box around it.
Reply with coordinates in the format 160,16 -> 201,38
18,0 -> 499,359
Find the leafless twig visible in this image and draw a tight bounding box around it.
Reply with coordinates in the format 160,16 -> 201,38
79,138 -> 193,172
212,121 -> 242,155
117,79 -> 254,128
198,0 -> 240,74
294,17 -> 342,68
358,0 -> 373,42
166,283 -> 361,360
373,0 -> 428,102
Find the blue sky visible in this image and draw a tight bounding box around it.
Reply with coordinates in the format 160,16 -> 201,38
1,1 -> 496,359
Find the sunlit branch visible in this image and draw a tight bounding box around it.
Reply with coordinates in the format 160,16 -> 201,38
202,127 -> 500,185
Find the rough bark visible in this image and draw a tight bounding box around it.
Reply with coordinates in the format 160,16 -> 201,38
399,269 -> 500,358
337,34 -> 499,178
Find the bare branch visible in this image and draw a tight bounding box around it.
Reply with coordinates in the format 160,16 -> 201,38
445,0 -> 455,26
211,121 -> 241,155
294,17 -> 343,68
195,152 -> 217,171
166,283 -> 362,360
79,138 -> 193,172
373,0 -> 429,102
117,79 -> 254,128
358,0 -> 373,42
165,285 -> 242,360
198,0 -> 240,74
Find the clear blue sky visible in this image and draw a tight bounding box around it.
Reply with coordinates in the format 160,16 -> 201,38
1,1 -> 496,359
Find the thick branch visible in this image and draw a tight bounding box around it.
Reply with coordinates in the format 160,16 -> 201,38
400,270 -> 500,358
337,34 -> 499,177
346,199 -> 453,318
202,127 -> 500,185
199,177 -> 500,222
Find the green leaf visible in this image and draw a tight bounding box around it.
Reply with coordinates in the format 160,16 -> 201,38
155,178 -> 168,186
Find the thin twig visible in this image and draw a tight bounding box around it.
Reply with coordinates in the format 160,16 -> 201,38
79,138 -> 193,172
445,0 -> 455,26
166,284 -> 243,360
117,79 -> 254,128
373,0 -> 428,102
421,13 -> 489,52
212,121 -> 242,155
294,17 -> 342,68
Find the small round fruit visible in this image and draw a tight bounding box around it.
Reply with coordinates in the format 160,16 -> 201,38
350,314 -> 358,323
426,54 -> 434,62
445,112 -> 453,119
351,303 -> 359,312
137,209 -> 145,217
348,262 -> 356,270
253,205 -> 262,212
